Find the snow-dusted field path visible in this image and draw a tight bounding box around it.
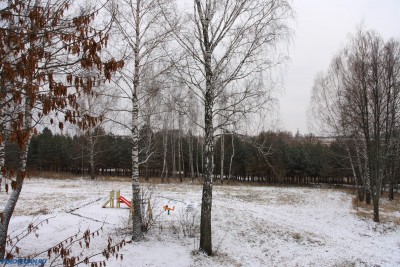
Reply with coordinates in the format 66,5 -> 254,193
1,178 -> 399,266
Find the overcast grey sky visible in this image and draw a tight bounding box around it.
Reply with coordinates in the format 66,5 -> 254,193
281,0 -> 400,135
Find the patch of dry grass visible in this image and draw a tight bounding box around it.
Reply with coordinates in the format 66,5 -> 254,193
292,232 -> 302,240
141,176 -> 203,185
275,194 -> 304,206
352,192 -> 400,224
27,208 -> 49,216
29,171 -> 80,180
29,171 -> 206,185
380,192 -> 400,212
352,197 -> 373,220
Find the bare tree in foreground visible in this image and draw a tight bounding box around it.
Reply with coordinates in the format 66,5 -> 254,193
109,0 -> 177,241
0,0 -> 122,257
167,0 -> 292,255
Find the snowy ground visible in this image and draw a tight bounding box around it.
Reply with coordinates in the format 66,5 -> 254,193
1,177 -> 400,266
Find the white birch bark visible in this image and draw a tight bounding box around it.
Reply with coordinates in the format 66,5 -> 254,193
130,0 -> 143,241
188,130 -> 194,181
229,132 -> 235,182
131,94 -> 143,240
171,112 -> 176,179
161,121 -> 168,182
220,134 -> 224,183
195,136 -> 199,178
1,0 -> 34,255
168,0 -> 292,254
178,113 -> 182,182
144,113 -> 152,181
111,0 -> 177,238
0,97 -> 31,258
88,130 -> 95,180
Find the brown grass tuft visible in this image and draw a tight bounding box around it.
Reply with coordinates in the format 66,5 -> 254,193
352,193 -> 400,224
29,171 -> 80,180
29,171 -> 206,185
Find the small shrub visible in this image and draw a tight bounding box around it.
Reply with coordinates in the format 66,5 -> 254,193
178,204 -> 199,238
292,232 -> 302,240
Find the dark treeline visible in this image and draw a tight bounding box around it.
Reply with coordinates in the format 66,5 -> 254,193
3,127 -> 369,185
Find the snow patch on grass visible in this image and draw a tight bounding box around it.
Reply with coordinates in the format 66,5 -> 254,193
1,178 -> 399,266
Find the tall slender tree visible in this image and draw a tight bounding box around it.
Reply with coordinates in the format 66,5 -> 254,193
109,0 -> 177,240
167,0 -> 292,255
311,29 -> 400,222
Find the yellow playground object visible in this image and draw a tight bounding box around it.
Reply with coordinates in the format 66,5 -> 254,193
102,190 -> 126,208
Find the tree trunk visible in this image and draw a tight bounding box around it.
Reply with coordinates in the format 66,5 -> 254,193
161,125 -> 168,183
0,152 -> 27,259
131,2 -> 143,241
0,97 -> 32,258
366,189 -> 372,205
361,150 -> 372,205
0,140 -> 4,193
200,94 -> 214,255
196,136 -> 199,178
199,34 -> 214,255
372,168 -> 383,222
220,134 -> 224,184
0,0 -> 12,195
145,164 -> 149,182
201,140 -> 204,177
345,144 -> 363,201
145,102 -> 152,182
181,137 -> 185,178
357,188 -> 365,202
389,180 -> 394,200
388,158 -> 395,201
189,130 -> 194,182
178,113 -> 182,182
171,113 -> 176,179
228,133 -> 235,184
144,128 -> 151,182
131,97 -> 143,240
373,188 -> 380,222
89,133 -> 95,180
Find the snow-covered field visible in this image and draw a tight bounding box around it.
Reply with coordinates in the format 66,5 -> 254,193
1,177 -> 400,266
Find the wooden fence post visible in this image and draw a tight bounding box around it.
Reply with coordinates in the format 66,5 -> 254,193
116,190 -> 121,208
110,190 -> 114,208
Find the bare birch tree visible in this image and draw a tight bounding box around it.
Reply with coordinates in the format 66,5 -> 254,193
166,0 -> 292,255
109,0 -> 177,240
310,68 -> 371,202
161,112 -> 169,182
228,131 -> 235,182
77,83 -> 116,180
139,78 -> 161,181
310,29 -> 400,222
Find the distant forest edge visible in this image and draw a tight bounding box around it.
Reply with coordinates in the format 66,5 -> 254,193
3,127 -> 398,188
